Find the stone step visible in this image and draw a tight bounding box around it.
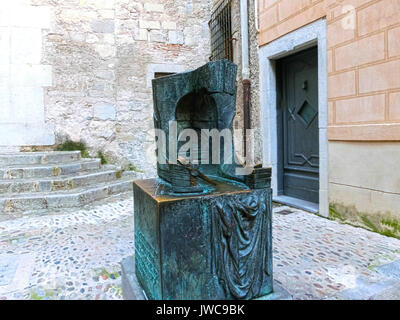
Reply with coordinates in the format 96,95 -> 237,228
0,169 -> 125,194
0,178 -> 134,216
0,192 -> 133,243
0,159 -> 101,180
0,151 -> 81,166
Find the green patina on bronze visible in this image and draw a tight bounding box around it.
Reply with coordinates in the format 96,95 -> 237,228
134,178 -> 273,300
151,59 -> 270,193
132,60 -> 274,300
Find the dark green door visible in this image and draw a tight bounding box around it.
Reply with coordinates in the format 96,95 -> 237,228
277,47 -> 319,204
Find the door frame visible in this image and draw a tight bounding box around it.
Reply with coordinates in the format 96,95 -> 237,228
259,19 -> 329,217
277,46 -> 319,204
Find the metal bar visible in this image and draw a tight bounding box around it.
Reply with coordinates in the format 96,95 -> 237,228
209,0 -> 232,62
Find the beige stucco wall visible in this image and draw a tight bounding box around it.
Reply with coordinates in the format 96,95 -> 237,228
258,0 -> 325,45
259,0 -> 400,141
327,0 -> 400,141
329,141 -> 400,237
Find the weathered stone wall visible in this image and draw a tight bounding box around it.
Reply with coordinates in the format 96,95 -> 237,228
28,0 -> 212,176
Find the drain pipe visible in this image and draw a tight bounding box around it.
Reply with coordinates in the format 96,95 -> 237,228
240,0 -> 251,158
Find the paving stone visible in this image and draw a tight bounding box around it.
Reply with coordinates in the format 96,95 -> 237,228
0,255 -> 19,286
375,259 -> 400,280
328,276 -> 400,300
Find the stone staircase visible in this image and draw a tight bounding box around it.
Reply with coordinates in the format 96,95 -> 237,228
0,151 -> 136,219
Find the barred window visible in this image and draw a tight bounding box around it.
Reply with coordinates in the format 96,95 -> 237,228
209,0 -> 233,61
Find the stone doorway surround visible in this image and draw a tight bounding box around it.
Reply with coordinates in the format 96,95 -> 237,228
146,63 -> 186,89
259,19 -> 328,217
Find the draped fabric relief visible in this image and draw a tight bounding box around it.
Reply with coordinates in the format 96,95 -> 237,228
209,192 -> 271,299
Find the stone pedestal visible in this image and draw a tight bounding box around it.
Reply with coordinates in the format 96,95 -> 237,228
131,179 -> 273,300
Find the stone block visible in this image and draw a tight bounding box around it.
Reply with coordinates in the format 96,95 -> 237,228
327,18 -> 355,48
69,32 -> 86,42
168,30 -> 184,45
60,9 -> 96,23
94,44 -> 116,58
359,60 -> 400,94
0,86 -> 10,122
86,34 -> 99,43
259,5 -> 278,30
10,64 -> 53,87
144,3 -> 164,12
95,70 -> 115,80
278,0 -> 310,21
335,94 -> 385,123
91,20 -> 115,33
0,28 -> 10,65
93,102 -> 116,120
149,30 -> 166,43
389,92 -> 400,121
0,122 -> 55,146
10,86 -> 46,123
132,179 -> 273,300
334,33 -> 385,70
328,70 -> 356,98
10,28 -> 42,64
139,20 -> 160,30
357,0 -> 400,36
161,21 -> 177,30
98,9 -> 115,19
388,26 -> 400,58
103,34 -> 115,44
259,0 -> 325,45
133,28 -> 148,41
9,5 -> 51,29
0,255 -> 19,286
121,256 -> 146,300
0,254 -> 35,295
0,5 -> 11,27
0,67 -> 8,88
84,0 -> 115,10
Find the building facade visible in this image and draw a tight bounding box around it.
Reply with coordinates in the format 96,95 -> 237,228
0,0 -> 212,176
1,0 -> 399,237
258,0 -> 400,237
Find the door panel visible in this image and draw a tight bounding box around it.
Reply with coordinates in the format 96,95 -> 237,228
278,47 -> 319,204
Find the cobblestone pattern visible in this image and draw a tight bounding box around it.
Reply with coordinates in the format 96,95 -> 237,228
273,205 -> 400,299
28,0 -> 212,176
0,194 -> 134,300
1,196 -> 400,300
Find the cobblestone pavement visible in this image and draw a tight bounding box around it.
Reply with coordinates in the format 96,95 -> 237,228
0,193 -> 399,300
273,205 -> 400,299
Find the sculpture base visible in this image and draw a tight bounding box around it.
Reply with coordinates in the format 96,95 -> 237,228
121,257 -> 291,300
130,178 -> 273,300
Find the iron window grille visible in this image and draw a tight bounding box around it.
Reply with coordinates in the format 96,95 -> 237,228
209,0 -> 233,62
